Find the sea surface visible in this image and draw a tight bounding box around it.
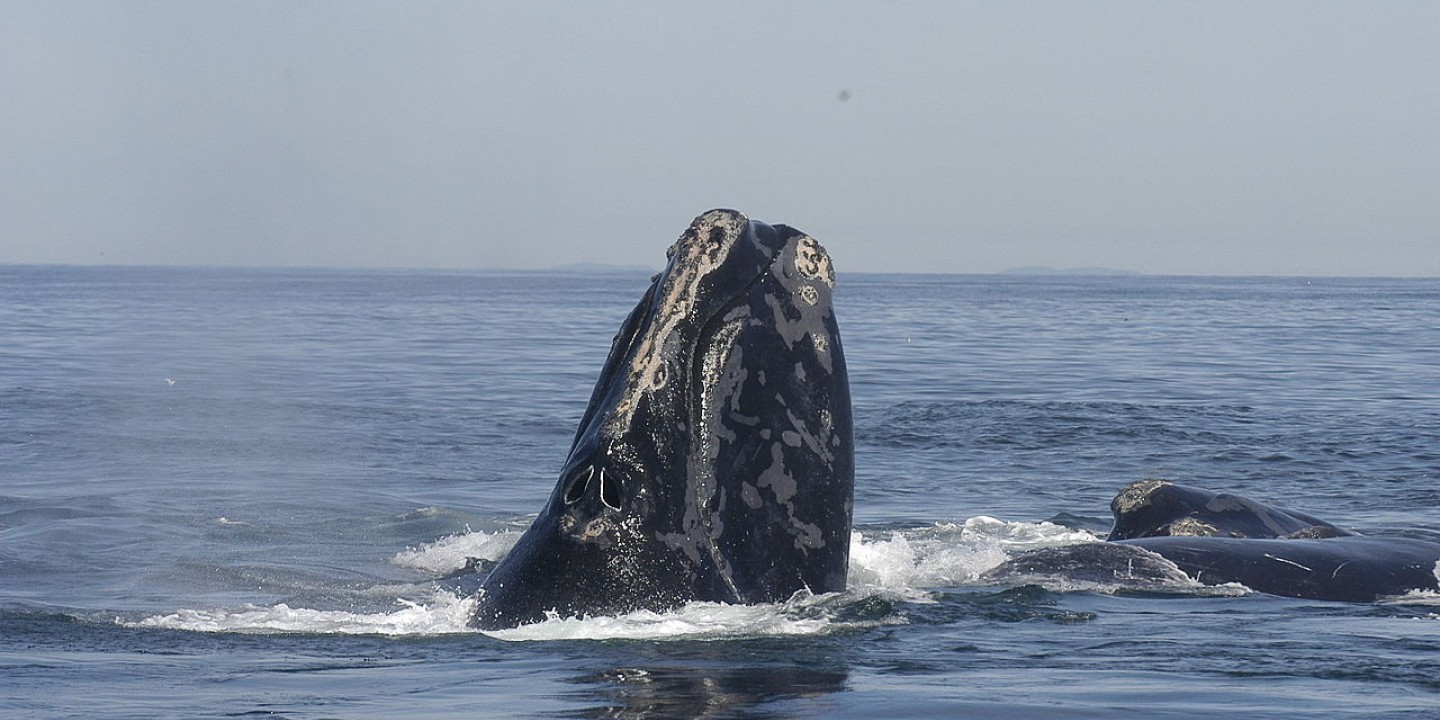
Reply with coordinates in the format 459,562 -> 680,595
2,265 -> 1438,719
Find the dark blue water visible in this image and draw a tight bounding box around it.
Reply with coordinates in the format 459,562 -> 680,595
2,266 -> 1437,718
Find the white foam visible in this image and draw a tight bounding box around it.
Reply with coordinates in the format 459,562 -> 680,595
1378,589 -> 1440,607
1012,571 -> 1245,598
391,529 -> 522,575
127,590 -> 477,635
953,515 -> 1100,547
125,588 -> 894,641
127,517 -> 1118,640
849,529 -> 998,592
388,517 -> 1097,590
486,591 -> 869,642
848,518 -> 1101,593
485,519 -> 1108,641
1375,561 -> 1440,608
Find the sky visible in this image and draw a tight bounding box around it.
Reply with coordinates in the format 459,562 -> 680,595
2,2 -> 1437,276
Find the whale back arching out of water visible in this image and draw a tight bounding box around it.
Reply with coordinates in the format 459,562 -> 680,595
987,480 -> 1440,601
472,210 -> 853,630
1106,479 -> 1350,541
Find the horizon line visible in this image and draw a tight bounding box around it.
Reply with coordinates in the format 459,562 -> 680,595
2,260 -> 1436,281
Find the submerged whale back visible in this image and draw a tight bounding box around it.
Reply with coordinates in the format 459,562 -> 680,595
990,480 -> 1440,602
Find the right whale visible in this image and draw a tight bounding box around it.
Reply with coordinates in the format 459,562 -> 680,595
988,480 -> 1440,602
469,209 -> 853,630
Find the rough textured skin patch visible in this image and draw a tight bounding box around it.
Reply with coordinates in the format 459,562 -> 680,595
1111,479 -> 1170,516
1166,518 -> 1222,537
793,235 -> 835,287
797,284 -> 820,306
604,210 -> 748,437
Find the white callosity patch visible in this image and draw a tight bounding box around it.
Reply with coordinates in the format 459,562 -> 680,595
1111,478 -> 1169,515
796,284 -> 819,306
791,234 -> 833,316
604,210 -> 746,437
694,311 -> 749,501
792,235 -> 835,289
1167,518 -> 1222,537
763,233 -> 837,377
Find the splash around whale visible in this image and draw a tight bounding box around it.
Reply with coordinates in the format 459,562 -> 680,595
467,210 -> 1440,630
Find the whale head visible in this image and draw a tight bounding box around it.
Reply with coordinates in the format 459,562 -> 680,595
472,209 -> 853,629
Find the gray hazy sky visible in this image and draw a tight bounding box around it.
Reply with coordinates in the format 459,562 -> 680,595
3,2 -> 1437,276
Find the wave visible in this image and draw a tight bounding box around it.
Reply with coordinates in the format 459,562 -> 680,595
391,528 -> 523,574
1377,590 -> 1440,608
487,591 -> 883,642
121,516 -> 1212,641
1375,562 -> 1440,609
847,516 -> 1098,592
128,591 -> 477,635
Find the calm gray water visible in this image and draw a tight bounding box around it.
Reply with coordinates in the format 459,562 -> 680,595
2,266 -> 1438,718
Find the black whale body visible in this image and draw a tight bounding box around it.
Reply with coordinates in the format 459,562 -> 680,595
988,480 -> 1440,602
472,210 -> 852,630
1106,479 -> 1349,541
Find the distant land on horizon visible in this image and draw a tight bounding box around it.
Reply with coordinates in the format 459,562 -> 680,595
545,262 -> 656,274
1000,265 -> 1144,276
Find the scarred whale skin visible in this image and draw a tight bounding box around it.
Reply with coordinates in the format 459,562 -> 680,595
1119,534 -> 1440,602
471,210 -> 853,630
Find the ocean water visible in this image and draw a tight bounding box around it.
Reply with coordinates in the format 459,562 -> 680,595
2,265 -> 1438,719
